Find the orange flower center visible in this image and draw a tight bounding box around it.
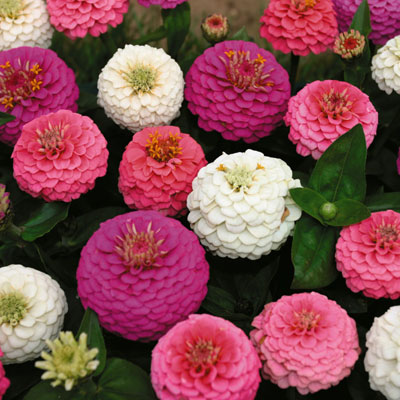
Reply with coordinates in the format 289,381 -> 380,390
291,309 -> 320,331
319,88 -> 353,119
292,0 -> 318,11
186,338 -> 221,374
146,131 -> 182,162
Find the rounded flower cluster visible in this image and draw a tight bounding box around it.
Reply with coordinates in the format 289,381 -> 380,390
260,0 -> 338,56
371,35 -> 400,95
187,149 -> 302,259
47,0 -> 129,39
0,46 -> 79,146
12,110 -> 109,202
333,0 -> 400,45
98,44 -> 184,133
284,80 -> 378,159
118,126 -> 207,217
0,350 -> 9,398
336,210 -> 400,299
137,0 -> 187,8
0,264 -> 68,365
250,292 -> 360,394
77,211 -> 209,341
185,40 -> 290,143
0,0 -> 53,51
151,314 -> 261,400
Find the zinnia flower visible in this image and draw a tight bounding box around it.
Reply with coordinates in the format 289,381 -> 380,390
0,184 -> 11,232
185,40 -> 290,143
336,210 -> 400,299
47,0 -> 129,39
284,80 -> 378,159
365,306 -> 400,400
371,35 -> 400,95
201,14 -> 230,44
118,126 -> 207,217
0,350 -> 9,398
0,0 -> 53,51
137,0 -> 187,8
0,264 -> 68,365
97,44 -> 184,133
250,292 -> 360,394
12,110 -> 109,202
151,314 -> 261,400
333,29 -> 366,60
260,0 -> 338,56
0,46 -> 79,146
333,0 -> 400,45
76,211 -> 209,342
187,149 -> 302,259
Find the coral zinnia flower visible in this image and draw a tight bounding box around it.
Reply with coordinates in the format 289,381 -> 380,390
284,80 -> 378,159
185,40 -> 290,143
0,46 -> 79,146
251,292 -> 360,394
137,0 -> 187,8
118,126 -> 207,217
76,211 -> 209,342
336,210 -> 400,299
151,314 -> 261,400
260,0 -> 338,56
12,110 -> 109,202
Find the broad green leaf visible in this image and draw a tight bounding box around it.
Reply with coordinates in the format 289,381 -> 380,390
201,285 -> 236,315
365,192 -> 400,213
77,308 -> 106,377
327,199 -> 371,226
289,187 -> 327,224
0,111 -> 15,126
350,0 -> 371,37
231,27 -> 251,41
24,380 -> 95,400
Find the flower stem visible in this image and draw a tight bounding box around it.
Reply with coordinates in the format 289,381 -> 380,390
289,53 -> 300,94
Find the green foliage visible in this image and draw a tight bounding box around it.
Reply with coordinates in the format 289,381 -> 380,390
0,111 -> 15,126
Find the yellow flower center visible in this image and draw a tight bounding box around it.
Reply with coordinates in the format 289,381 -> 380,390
124,64 -> 156,95
0,0 -> 24,19
0,292 -> 28,326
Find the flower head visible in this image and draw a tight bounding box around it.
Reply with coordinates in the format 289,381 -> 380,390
260,0 -> 338,56
284,80 -> 378,159
97,44 -> 184,133
250,292 -> 360,394
35,332 -> 99,391
0,184 -> 11,232
137,0 -> 187,8
333,29 -> 366,59
151,314 -> 261,400
187,149 -> 302,259
185,40 -> 290,143
201,14 -> 230,44
77,211 -> 209,341
12,110 -> 108,202
0,349 -> 9,398
118,126 -> 207,216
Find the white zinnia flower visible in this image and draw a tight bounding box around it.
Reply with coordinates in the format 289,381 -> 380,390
97,44 -> 184,132
0,264 -> 68,364
365,306 -> 400,400
371,35 -> 400,95
187,149 -> 302,259
0,0 -> 54,51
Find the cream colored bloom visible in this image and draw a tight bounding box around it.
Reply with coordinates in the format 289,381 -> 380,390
187,149 -> 302,259
0,0 -> 54,51
0,265 -> 67,364
371,35 -> 400,95
97,44 -> 184,132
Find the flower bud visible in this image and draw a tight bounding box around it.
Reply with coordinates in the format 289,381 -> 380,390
333,29 -> 365,60
201,14 -> 229,44
319,202 -> 337,221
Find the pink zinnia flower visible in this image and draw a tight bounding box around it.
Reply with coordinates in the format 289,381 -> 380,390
12,110 -> 108,202
333,0 -> 400,45
0,350 -> 9,399
137,0 -> 187,9
260,0 -> 338,56
0,46 -> 78,146
284,80 -> 378,159
76,211 -> 209,342
336,210 -> 400,299
47,0 -> 129,39
118,126 -> 207,217
185,40 -> 290,143
251,292 -> 360,395
151,314 -> 261,400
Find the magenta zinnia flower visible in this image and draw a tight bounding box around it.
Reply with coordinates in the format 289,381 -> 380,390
151,314 -> 261,400
0,46 -> 78,146
0,350 -> 9,399
333,0 -> 400,45
12,110 -> 108,202
47,0 -> 129,39
76,211 -> 209,342
137,0 -> 187,9
118,126 -> 207,217
336,210 -> 400,299
250,292 -> 360,395
284,80 -> 378,159
260,0 -> 338,56
185,40 -> 290,143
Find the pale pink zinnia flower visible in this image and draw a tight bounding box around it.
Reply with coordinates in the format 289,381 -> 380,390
251,292 -> 360,395
284,80 -> 378,159
260,0 -> 338,56
151,314 -> 261,400
137,0 -> 187,9
336,210 -> 400,299
12,110 -> 108,202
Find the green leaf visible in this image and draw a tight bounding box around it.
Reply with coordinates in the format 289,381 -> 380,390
350,0 -> 371,37
289,187 -> 327,224
21,202 -> 70,242
133,26 -> 167,46
327,199 -> 371,226
365,192 -> 400,213
77,308 -> 106,377
201,285 -> 236,315
231,26 -> 251,41
24,380 -> 94,400
0,111 -> 15,126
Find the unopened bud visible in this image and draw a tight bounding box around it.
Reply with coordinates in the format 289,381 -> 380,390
333,29 -> 366,60
319,202 -> 337,221
201,14 -> 229,44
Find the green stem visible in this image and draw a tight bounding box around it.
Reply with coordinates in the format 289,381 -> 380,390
289,53 -> 300,94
